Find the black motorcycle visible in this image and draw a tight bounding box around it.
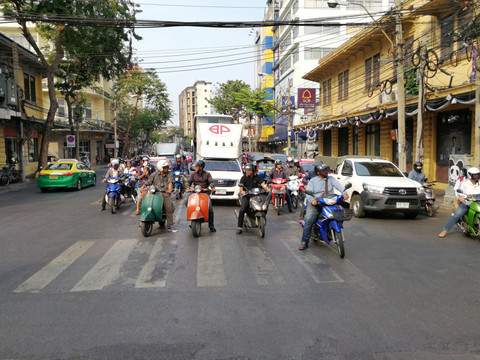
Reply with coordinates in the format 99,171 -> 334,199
235,188 -> 269,238
0,163 -> 21,186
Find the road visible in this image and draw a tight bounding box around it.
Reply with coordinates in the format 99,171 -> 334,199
1,171 -> 480,360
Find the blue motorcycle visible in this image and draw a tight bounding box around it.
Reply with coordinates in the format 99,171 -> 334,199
124,174 -> 138,204
104,177 -> 125,214
172,170 -> 184,200
302,184 -> 352,258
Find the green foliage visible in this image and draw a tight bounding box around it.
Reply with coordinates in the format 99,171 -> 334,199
209,80 -> 251,121
233,87 -> 277,120
405,65 -> 419,97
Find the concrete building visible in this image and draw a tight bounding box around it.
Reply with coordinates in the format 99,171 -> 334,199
179,81 -> 212,136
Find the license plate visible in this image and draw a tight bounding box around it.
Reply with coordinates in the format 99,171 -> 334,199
216,188 -> 226,195
49,175 -> 58,179
396,202 -> 410,209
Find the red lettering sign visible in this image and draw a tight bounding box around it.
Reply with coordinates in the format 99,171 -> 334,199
209,125 -> 231,135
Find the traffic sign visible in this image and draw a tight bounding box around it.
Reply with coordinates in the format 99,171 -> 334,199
66,135 -> 75,148
298,88 -> 316,109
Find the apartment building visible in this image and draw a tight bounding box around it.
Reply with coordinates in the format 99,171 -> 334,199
179,81 -> 212,136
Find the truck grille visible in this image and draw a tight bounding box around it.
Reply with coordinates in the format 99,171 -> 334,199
383,187 -> 417,196
213,179 -> 237,187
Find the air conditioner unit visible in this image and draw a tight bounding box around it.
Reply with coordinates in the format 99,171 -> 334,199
390,90 -> 398,102
378,91 -> 389,104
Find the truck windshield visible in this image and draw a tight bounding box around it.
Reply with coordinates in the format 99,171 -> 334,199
355,162 -> 403,177
204,161 -> 240,172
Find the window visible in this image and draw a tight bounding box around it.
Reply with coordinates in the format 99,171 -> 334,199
79,140 -> 90,155
354,162 -> 403,177
338,70 -> 349,100
28,138 -> 38,162
365,53 -> 380,90
342,160 -> 353,175
85,101 -> 92,119
322,78 -> 331,105
305,0 -> 328,8
304,47 -> 335,60
293,49 -> 299,64
365,123 -> 380,156
23,73 -> 36,102
305,25 -> 340,36
440,14 -> 454,62
57,99 -> 65,118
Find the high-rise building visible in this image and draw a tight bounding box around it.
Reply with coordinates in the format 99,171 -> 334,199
179,81 -> 212,136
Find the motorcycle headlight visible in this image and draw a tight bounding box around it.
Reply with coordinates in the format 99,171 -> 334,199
262,203 -> 268,211
363,183 -> 384,194
147,207 -> 152,212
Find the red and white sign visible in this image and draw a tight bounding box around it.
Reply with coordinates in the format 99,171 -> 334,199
209,125 -> 231,135
66,135 -> 75,148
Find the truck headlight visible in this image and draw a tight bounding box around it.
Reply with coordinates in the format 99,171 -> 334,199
417,187 -> 425,194
363,183 -> 384,194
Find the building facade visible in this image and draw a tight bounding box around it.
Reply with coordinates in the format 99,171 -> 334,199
299,0 -> 477,191
179,80 -> 212,136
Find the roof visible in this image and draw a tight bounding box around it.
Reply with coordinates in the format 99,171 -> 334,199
0,31 -> 46,74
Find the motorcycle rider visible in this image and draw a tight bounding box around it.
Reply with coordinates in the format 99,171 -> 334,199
142,160 -> 177,232
100,159 -> 124,211
135,161 -> 150,215
438,167 -> 480,238
269,159 -> 293,212
299,163 -> 349,250
187,160 -> 217,232
236,163 -> 270,234
294,158 -> 303,173
172,154 -> 189,189
408,161 -> 427,184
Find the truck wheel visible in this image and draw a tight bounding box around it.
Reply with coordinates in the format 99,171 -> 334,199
141,221 -> 153,237
404,212 -> 418,219
351,194 -> 366,218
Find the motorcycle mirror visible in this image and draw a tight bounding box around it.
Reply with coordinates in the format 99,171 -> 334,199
457,189 -> 464,194
344,183 -> 352,190
305,190 -> 314,196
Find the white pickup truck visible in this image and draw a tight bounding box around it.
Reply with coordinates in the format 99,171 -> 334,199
333,157 -> 426,218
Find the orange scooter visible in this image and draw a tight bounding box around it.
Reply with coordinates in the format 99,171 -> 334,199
187,185 -> 211,237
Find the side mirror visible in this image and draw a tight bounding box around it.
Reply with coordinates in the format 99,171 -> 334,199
190,166 -> 195,172
344,183 -> 352,190
342,170 -> 353,177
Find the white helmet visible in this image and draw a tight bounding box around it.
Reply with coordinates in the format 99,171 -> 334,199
287,156 -> 293,163
157,160 -> 169,170
467,167 -> 480,180
111,159 -> 119,167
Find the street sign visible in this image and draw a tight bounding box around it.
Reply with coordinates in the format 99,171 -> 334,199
298,88 -> 316,109
66,135 -> 75,148
281,96 -> 295,107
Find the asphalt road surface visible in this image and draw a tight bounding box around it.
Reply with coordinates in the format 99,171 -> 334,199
2,173 -> 480,360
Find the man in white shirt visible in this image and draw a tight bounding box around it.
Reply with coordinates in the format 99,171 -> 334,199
439,167 -> 480,237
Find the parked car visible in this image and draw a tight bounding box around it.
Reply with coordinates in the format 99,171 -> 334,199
37,159 -> 96,192
333,157 -> 426,218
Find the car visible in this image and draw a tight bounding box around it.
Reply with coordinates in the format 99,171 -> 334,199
37,159 -> 96,192
203,159 -> 243,201
334,157 -> 426,218
149,157 -> 172,170
270,153 -> 289,164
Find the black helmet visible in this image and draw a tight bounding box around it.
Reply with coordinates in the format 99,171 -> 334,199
413,161 -> 423,172
274,159 -> 282,165
195,160 -> 205,169
244,163 -> 255,172
315,163 -> 330,177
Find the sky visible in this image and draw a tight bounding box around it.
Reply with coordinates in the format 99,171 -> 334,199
133,1 -> 268,126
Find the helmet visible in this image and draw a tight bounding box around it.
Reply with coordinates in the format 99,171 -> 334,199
194,160 -> 205,169
244,163 -> 255,172
175,154 -> 182,160
274,159 -> 282,165
314,163 -> 330,177
413,161 -> 423,172
294,158 -> 299,164
142,156 -> 149,161
111,159 -> 119,167
287,157 -> 293,163
157,160 -> 169,170
467,167 -> 480,180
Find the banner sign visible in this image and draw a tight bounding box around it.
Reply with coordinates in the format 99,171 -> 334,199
298,88 -> 316,109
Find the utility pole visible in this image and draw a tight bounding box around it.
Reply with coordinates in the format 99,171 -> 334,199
113,100 -> 118,159
12,43 -> 26,181
395,0 -> 407,172
476,43 -> 480,167
287,79 -> 292,157
415,44 -> 425,162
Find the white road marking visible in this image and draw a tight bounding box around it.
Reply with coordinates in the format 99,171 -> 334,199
70,239 -> 136,292
239,238 -> 285,286
197,237 -> 227,287
13,241 -> 95,293
281,238 -> 344,283
135,238 -> 176,288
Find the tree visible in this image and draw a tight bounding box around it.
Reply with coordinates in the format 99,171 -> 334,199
0,0 -> 140,170
113,68 -> 172,155
209,80 -> 251,122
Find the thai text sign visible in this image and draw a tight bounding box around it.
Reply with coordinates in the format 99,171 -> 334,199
298,88 -> 316,109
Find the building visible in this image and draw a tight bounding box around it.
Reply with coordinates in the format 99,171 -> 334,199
0,31 -> 47,178
299,0 -> 477,193
179,81 -> 212,136
266,0 -> 394,154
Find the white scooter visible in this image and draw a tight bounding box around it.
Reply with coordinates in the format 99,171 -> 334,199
287,175 -> 302,209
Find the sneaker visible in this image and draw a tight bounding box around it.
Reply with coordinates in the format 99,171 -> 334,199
289,208 -> 293,213
100,207 -> 105,211
236,228 -> 242,234
210,227 -> 216,232
298,242 -> 309,250
168,227 -> 178,233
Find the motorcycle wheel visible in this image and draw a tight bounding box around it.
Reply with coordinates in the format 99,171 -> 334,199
472,216 -> 480,236
192,220 -> 201,238
331,229 -> 345,258
141,221 -> 153,237
176,191 -> 181,200
0,174 -> 9,186
109,197 -> 116,214
258,216 -> 266,238
292,195 -> 298,209
425,203 -> 434,217
14,172 -> 21,182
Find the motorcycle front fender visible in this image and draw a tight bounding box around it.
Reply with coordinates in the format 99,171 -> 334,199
329,220 -> 342,232
140,211 -> 156,222
108,191 -> 118,198
190,211 -> 205,221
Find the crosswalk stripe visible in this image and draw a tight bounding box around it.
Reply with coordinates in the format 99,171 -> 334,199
135,238 -> 177,288
13,241 -> 95,293
70,239 -> 136,292
281,238 -> 344,283
197,237 -> 227,287
239,238 -> 285,286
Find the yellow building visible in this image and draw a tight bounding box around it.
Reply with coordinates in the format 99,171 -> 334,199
0,32 -> 47,178
299,0 -> 478,191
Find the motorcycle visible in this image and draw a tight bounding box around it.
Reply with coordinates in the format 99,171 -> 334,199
104,177 -> 125,214
301,183 -> 352,258
124,172 -> 138,204
172,170 -> 184,200
287,175 -> 302,209
455,189 -> 480,237
0,163 -> 21,186
187,185 -> 211,238
139,186 -> 167,237
423,182 -> 436,217
270,177 -> 287,215
234,188 -> 269,238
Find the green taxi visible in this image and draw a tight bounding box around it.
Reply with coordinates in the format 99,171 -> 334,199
37,159 -> 96,192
